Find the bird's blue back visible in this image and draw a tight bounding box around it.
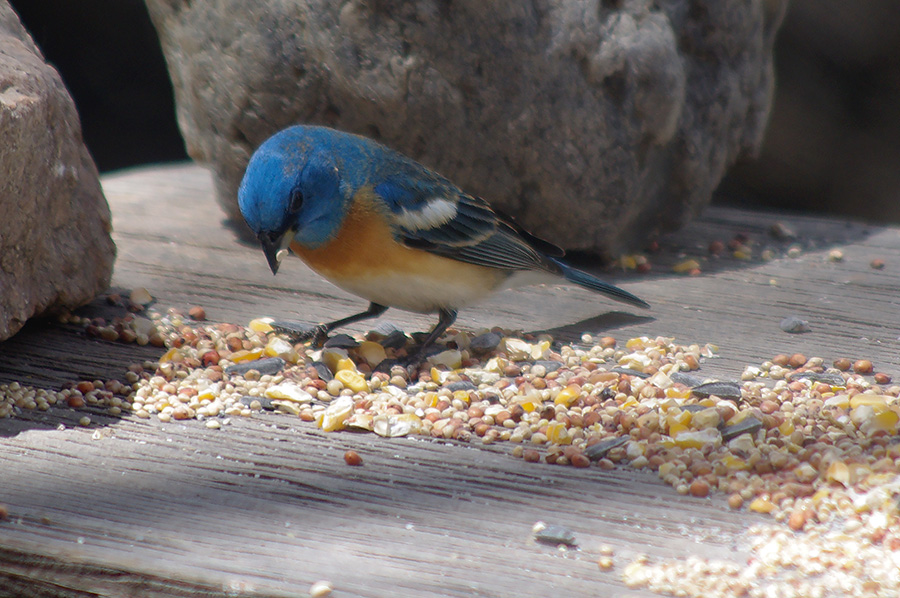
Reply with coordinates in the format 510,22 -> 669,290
238,125 -> 462,246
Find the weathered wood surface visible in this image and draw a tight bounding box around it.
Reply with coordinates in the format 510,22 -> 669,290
1,163 -> 898,597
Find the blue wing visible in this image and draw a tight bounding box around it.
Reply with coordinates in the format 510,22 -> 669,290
373,172 -> 563,272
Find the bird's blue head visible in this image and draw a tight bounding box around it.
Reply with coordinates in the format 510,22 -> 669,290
238,126 -> 353,275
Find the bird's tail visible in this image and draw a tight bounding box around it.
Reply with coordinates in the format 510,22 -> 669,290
551,259 -> 650,309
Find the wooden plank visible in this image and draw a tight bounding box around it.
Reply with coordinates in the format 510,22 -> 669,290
0,163 -> 898,596
0,416 -> 753,598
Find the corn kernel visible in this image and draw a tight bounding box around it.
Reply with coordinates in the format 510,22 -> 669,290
321,348 -> 348,373
869,409 -> 900,434
357,341 -> 386,365
159,347 -> 180,363
266,381 -> 314,403
673,428 -> 721,449
335,369 -> 367,393
334,358 -> 356,373
531,340 -> 551,360
554,384 -> 581,407
826,461 -> 850,487
625,337 -> 651,350
429,349 -> 462,369
265,337 -> 297,362
673,259 -> 700,273
666,409 -> 692,436
516,397 -> 542,412
452,390 -> 471,404
546,421 -> 572,444
748,497 -> 776,513
421,392 -> 439,408
373,413 -> 423,437
665,387 -> 691,399
778,419 -> 794,436
811,488 -> 830,504
430,367 -> 451,384
319,397 -> 354,432
248,317 -> 274,333
721,455 -> 751,471
849,394 -> 889,410
229,348 -> 264,363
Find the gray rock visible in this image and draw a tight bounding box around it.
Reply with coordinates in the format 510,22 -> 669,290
224,357 -> 286,377
585,435 -> 628,461
533,523 -> 578,547
721,415 -> 763,442
469,331 -> 502,355
691,380 -> 742,401
146,0 -> 786,256
0,4 -> 115,340
780,315 -> 811,334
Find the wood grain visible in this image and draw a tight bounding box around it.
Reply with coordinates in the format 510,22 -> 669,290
1,163 -> 897,597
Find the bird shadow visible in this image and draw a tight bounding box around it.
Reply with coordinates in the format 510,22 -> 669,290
532,311 -> 655,344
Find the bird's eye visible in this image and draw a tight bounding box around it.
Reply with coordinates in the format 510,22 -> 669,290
289,188 -> 303,214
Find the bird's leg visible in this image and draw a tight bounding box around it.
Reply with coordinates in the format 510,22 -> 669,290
277,303 -> 388,346
403,308 -> 458,365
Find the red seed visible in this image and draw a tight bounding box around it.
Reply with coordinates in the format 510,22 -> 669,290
76,381 -> 95,394
0,504 -> 8,520
853,360 -> 874,374
523,449 -> 541,463
788,508 -> 808,531
172,406 -> 192,420
571,453 -> 591,468
874,372 -> 892,384
201,351 -> 220,367
66,395 -> 85,408
503,364 -> 521,377
833,358 -> 852,371
759,400 -> 778,415
344,450 -> 363,466
788,353 -> 807,368
690,480 -> 710,497
188,306 -> 207,321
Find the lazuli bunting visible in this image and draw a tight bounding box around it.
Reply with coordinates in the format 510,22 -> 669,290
238,125 -> 648,360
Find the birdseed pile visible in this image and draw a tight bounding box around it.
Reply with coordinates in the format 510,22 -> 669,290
2,300 -> 899,598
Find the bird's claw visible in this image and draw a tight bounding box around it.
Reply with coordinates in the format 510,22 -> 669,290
270,321 -> 330,347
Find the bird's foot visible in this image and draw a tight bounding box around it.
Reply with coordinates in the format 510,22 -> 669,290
372,354 -> 423,375
372,342 -> 444,373
270,320 -> 330,347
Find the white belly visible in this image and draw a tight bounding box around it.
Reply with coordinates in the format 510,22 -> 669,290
325,270 -> 507,313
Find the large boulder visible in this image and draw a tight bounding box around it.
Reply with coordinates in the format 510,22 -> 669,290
0,2 -> 115,340
146,0 -> 786,256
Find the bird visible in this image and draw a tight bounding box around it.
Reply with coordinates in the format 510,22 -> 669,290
238,125 -> 649,362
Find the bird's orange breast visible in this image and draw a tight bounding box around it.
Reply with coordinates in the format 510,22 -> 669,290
289,192 -> 423,276
289,190 -> 506,311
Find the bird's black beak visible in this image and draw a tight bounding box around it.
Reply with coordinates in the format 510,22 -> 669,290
259,232 -> 287,276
